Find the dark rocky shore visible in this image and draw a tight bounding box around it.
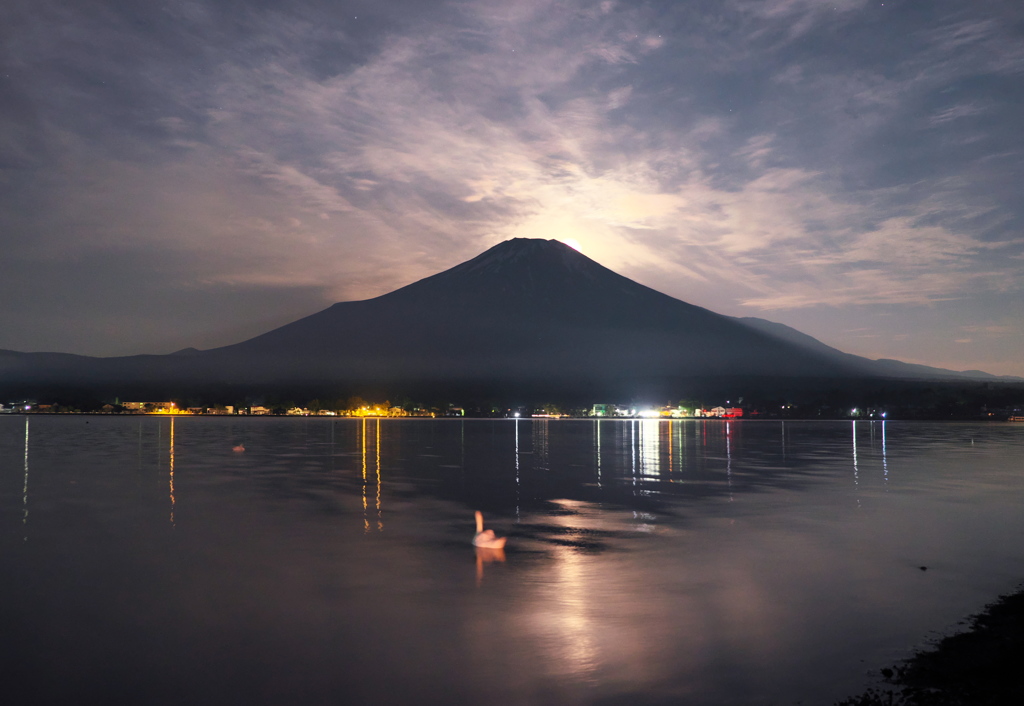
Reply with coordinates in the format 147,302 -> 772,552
836,586 -> 1024,705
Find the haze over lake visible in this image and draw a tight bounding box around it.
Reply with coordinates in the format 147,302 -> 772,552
3,416 -> 1023,705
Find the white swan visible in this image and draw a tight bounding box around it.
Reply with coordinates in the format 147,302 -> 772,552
473,511 -> 506,549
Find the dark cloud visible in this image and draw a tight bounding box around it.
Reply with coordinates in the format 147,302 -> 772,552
0,0 -> 1021,374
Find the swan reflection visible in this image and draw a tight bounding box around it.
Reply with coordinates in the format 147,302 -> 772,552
475,546 -> 506,587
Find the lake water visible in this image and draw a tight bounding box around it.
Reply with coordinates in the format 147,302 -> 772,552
2,416 -> 1023,705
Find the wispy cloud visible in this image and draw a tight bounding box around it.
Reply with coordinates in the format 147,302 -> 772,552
1,0 -> 1022,372
928,102 -> 987,126
176,0 -> 1020,313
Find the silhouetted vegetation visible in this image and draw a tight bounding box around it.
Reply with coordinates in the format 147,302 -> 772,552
2,376 -> 1022,419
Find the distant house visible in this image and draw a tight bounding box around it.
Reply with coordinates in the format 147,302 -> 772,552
591,403 -> 630,417
123,401 -> 177,413
701,406 -> 743,418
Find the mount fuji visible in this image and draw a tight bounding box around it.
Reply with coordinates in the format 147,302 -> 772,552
1,238 -> 1015,399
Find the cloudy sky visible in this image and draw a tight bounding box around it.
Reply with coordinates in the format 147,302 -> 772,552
2,0 -> 1022,375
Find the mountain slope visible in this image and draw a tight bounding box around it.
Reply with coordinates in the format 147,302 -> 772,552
2,238 -> 1016,396
197,238 -> 867,386
736,317 -> 1021,381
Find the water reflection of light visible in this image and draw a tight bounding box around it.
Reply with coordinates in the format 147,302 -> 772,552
22,416 -> 29,540
882,420 -> 888,488
360,418 -> 383,532
726,421 -> 733,502
362,418 -> 368,532
548,546 -> 599,680
515,418 -> 521,520
851,421 -> 858,483
169,417 -> 176,527
673,419 -> 687,479
594,419 -> 602,488
852,420 -> 861,507
781,420 -> 786,463
666,420 -> 672,474
665,420 -> 680,477
376,418 -> 382,532
638,419 -> 660,477
535,419 -> 549,470
629,421 -> 637,490
535,501 -> 600,682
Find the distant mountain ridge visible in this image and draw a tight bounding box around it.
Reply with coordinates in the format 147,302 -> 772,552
733,317 -> 1017,381
1,238 -> 1018,397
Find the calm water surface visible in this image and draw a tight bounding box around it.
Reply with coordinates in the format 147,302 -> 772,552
2,416 -> 1023,705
